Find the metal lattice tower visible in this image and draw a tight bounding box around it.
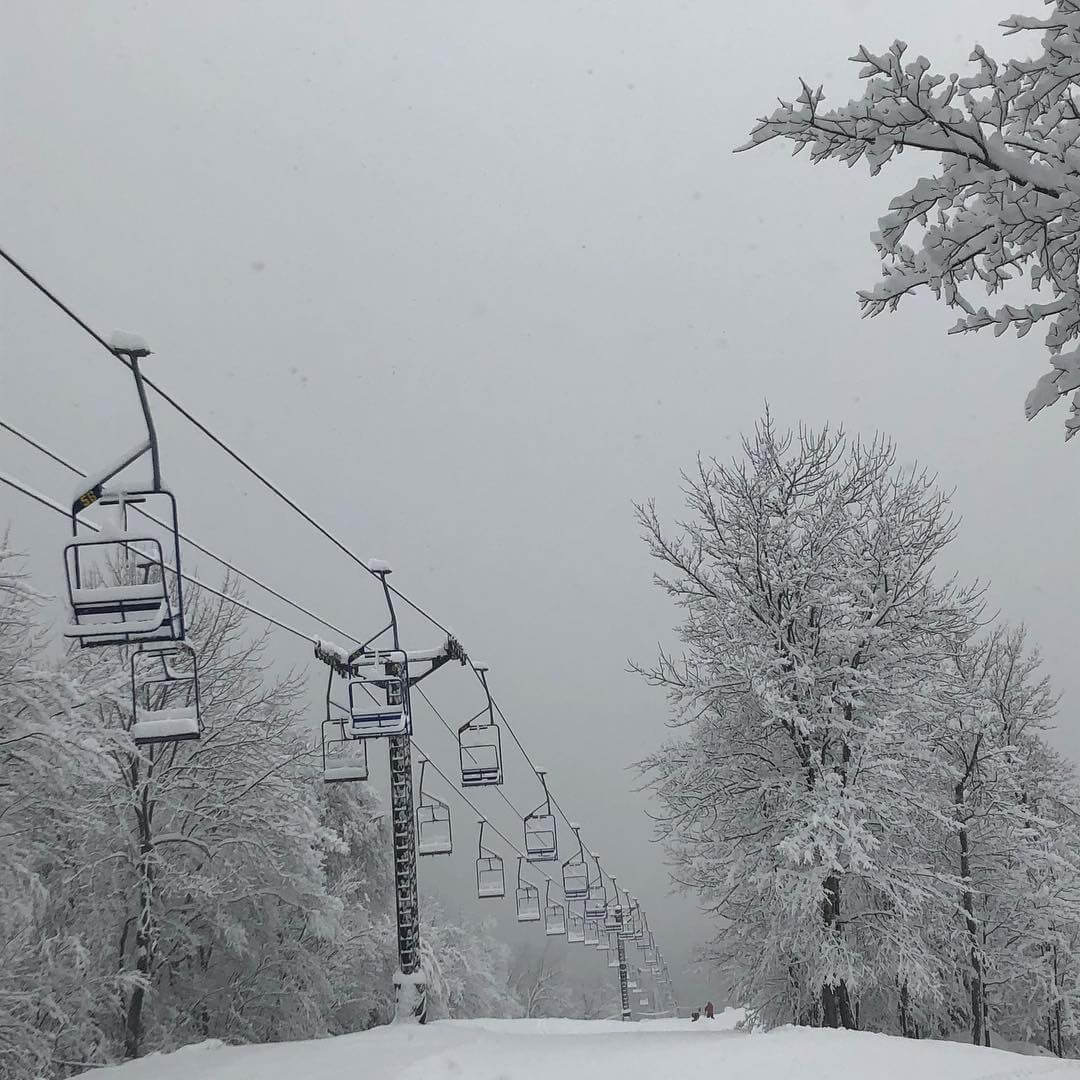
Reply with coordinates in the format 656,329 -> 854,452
389,732 -> 424,1020
613,888 -> 631,1022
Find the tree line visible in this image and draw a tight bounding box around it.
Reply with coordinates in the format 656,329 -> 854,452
0,543 -> 536,1078
640,415 -> 1080,1054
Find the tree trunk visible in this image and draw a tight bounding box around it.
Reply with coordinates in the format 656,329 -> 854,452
955,789 -> 983,1048
124,771 -> 155,1059
820,874 -> 857,1029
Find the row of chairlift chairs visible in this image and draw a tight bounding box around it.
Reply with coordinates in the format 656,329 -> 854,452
60,344 -> 668,1000
318,657 -> 662,959
319,659 -> 563,860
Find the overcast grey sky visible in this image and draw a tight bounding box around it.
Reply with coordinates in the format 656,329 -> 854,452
3,0 -> 1072,1008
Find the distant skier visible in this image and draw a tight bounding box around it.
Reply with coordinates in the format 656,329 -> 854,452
704,1001 -> 715,1020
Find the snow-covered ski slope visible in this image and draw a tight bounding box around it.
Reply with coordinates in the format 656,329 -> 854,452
79,1016 -> 1080,1080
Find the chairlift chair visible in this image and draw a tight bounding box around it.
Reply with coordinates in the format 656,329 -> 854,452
129,641 -> 201,745
475,821 -> 506,899
523,770 -> 558,862
458,665 -> 503,786
515,858 -> 541,922
562,825 -> 589,899
566,908 -> 586,944
63,335 -> 188,649
348,672 -> 409,737
584,853 -> 608,917
544,883 -> 566,937
66,492 -> 185,648
595,926 -> 611,951
415,758 -> 452,856
607,945 -> 620,968
321,719 -> 369,782
603,901 -> 623,933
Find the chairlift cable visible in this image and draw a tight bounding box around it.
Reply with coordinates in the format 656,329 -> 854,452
0,417 -> 362,646
0,248 -> 657,936
2,246 -> 591,845
0,243 -> 442,613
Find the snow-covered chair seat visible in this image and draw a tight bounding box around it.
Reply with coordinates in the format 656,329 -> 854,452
323,763 -> 369,782
64,579 -> 173,644
130,706 -> 200,745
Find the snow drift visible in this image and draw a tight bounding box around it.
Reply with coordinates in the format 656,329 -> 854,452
77,1016 -> 1080,1080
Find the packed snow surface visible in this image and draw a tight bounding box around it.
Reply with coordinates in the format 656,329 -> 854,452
76,1013 -> 1080,1080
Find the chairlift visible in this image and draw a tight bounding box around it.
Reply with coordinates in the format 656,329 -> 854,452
458,665 -> 503,786
321,718 -> 369,782
620,893 -> 642,939
64,335 -> 188,649
475,820 -> 505,899
544,882 -> 566,937
603,901 -> 623,933
128,640 -> 201,744
566,907 -> 586,944
515,857 -> 541,922
584,852 -> 608,917
583,918 -> 600,947
348,671 -> 409,737
415,758 -> 452,856
65,494 -> 185,648
562,824 -> 589,899
595,926 -> 611,951
607,944 -> 620,968
523,770 -> 557,862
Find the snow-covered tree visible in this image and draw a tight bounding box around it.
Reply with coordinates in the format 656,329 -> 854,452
0,541 -> 119,1079
422,904 -> 523,1021
510,945 -> 576,1019
0,524 -> 549,1074
68,577 -> 340,1058
317,781 -> 398,1033
920,627 -> 1078,1048
739,4 -> 1080,439
640,420 -> 1080,1052
638,416 -> 978,1029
